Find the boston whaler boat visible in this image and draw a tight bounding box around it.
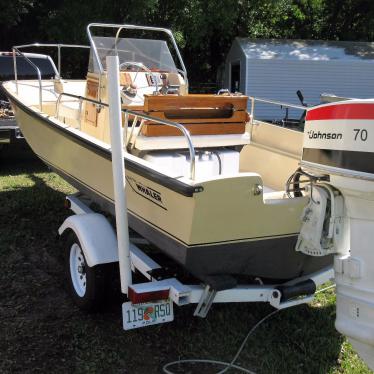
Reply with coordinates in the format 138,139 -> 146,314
2,23 -> 332,284
6,23 -> 374,368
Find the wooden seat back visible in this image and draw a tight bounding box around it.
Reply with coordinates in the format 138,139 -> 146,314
141,94 -> 248,136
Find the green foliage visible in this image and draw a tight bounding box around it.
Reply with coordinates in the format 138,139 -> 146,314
1,0 -> 374,84
0,155 -> 372,373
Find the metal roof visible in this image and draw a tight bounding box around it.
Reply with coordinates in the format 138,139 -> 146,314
236,38 -> 374,62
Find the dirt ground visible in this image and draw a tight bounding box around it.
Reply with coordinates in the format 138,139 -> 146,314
0,148 -> 371,374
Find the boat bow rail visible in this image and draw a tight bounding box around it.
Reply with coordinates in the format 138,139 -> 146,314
12,43 -> 90,110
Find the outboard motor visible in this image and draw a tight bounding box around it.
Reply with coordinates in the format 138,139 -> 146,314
297,99 -> 374,370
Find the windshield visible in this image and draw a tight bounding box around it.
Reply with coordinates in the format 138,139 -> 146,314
88,36 -> 178,74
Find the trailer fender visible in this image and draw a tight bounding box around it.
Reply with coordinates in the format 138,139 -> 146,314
58,213 -> 119,267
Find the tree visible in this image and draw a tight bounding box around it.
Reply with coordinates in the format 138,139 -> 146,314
1,0 -> 374,85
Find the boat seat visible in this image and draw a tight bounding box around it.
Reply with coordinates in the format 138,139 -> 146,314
58,100 -> 80,117
54,79 -> 87,97
141,94 -> 249,136
56,100 -> 81,127
130,131 -> 251,151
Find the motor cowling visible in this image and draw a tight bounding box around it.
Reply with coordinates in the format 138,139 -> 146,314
300,99 -> 374,370
301,99 -> 374,179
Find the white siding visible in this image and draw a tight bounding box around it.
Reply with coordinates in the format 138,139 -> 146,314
245,59 -> 374,120
224,39 -> 374,121
223,40 -> 246,91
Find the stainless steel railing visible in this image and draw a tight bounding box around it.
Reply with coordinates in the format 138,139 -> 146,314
12,43 -> 89,110
55,92 -> 196,180
12,47 -> 45,111
248,96 -> 306,126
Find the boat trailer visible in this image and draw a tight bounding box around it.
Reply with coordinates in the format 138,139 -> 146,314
59,192 -> 333,330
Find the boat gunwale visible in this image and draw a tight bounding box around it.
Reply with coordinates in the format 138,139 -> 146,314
1,81 -> 202,197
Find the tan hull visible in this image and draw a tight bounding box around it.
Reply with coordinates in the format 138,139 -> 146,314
5,81 -> 332,280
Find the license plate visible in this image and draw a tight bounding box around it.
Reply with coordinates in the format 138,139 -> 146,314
122,300 -> 174,330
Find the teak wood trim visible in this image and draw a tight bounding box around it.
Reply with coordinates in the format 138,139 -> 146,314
86,80 -> 98,98
141,122 -> 245,137
85,80 -> 99,126
145,109 -> 247,124
144,94 -> 248,112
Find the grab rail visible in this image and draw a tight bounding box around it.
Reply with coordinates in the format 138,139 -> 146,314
12,47 -> 44,110
55,92 -> 196,180
248,96 -> 306,126
13,43 -> 90,77
12,43 -> 89,111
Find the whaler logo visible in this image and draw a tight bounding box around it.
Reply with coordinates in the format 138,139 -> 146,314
135,182 -> 162,203
126,176 -> 166,209
307,130 -> 343,140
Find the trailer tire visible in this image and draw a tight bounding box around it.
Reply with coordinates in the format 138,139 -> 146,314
64,231 -> 108,311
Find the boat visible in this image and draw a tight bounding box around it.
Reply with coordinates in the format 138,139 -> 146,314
2,23 -> 332,284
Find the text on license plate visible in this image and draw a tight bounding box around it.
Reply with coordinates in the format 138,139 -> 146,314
122,300 -> 174,330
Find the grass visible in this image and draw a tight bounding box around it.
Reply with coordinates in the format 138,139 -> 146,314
0,148 -> 372,374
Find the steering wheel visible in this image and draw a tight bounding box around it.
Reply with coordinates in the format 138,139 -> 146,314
118,61 -> 159,103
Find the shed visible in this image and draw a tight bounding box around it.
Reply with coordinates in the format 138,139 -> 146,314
224,38 -> 374,120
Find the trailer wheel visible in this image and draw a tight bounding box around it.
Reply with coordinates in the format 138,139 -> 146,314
65,232 -> 107,311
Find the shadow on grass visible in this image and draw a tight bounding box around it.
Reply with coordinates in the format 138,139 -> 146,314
0,169 -> 78,373
0,135 -> 36,157
0,145 -> 46,176
0,163 -> 350,374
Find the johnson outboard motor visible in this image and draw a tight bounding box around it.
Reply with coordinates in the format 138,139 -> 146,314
296,99 -> 374,369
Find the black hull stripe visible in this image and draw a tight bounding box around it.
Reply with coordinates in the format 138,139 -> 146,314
303,148 -> 374,175
129,212 -> 331,280
2,83 -> 200,197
